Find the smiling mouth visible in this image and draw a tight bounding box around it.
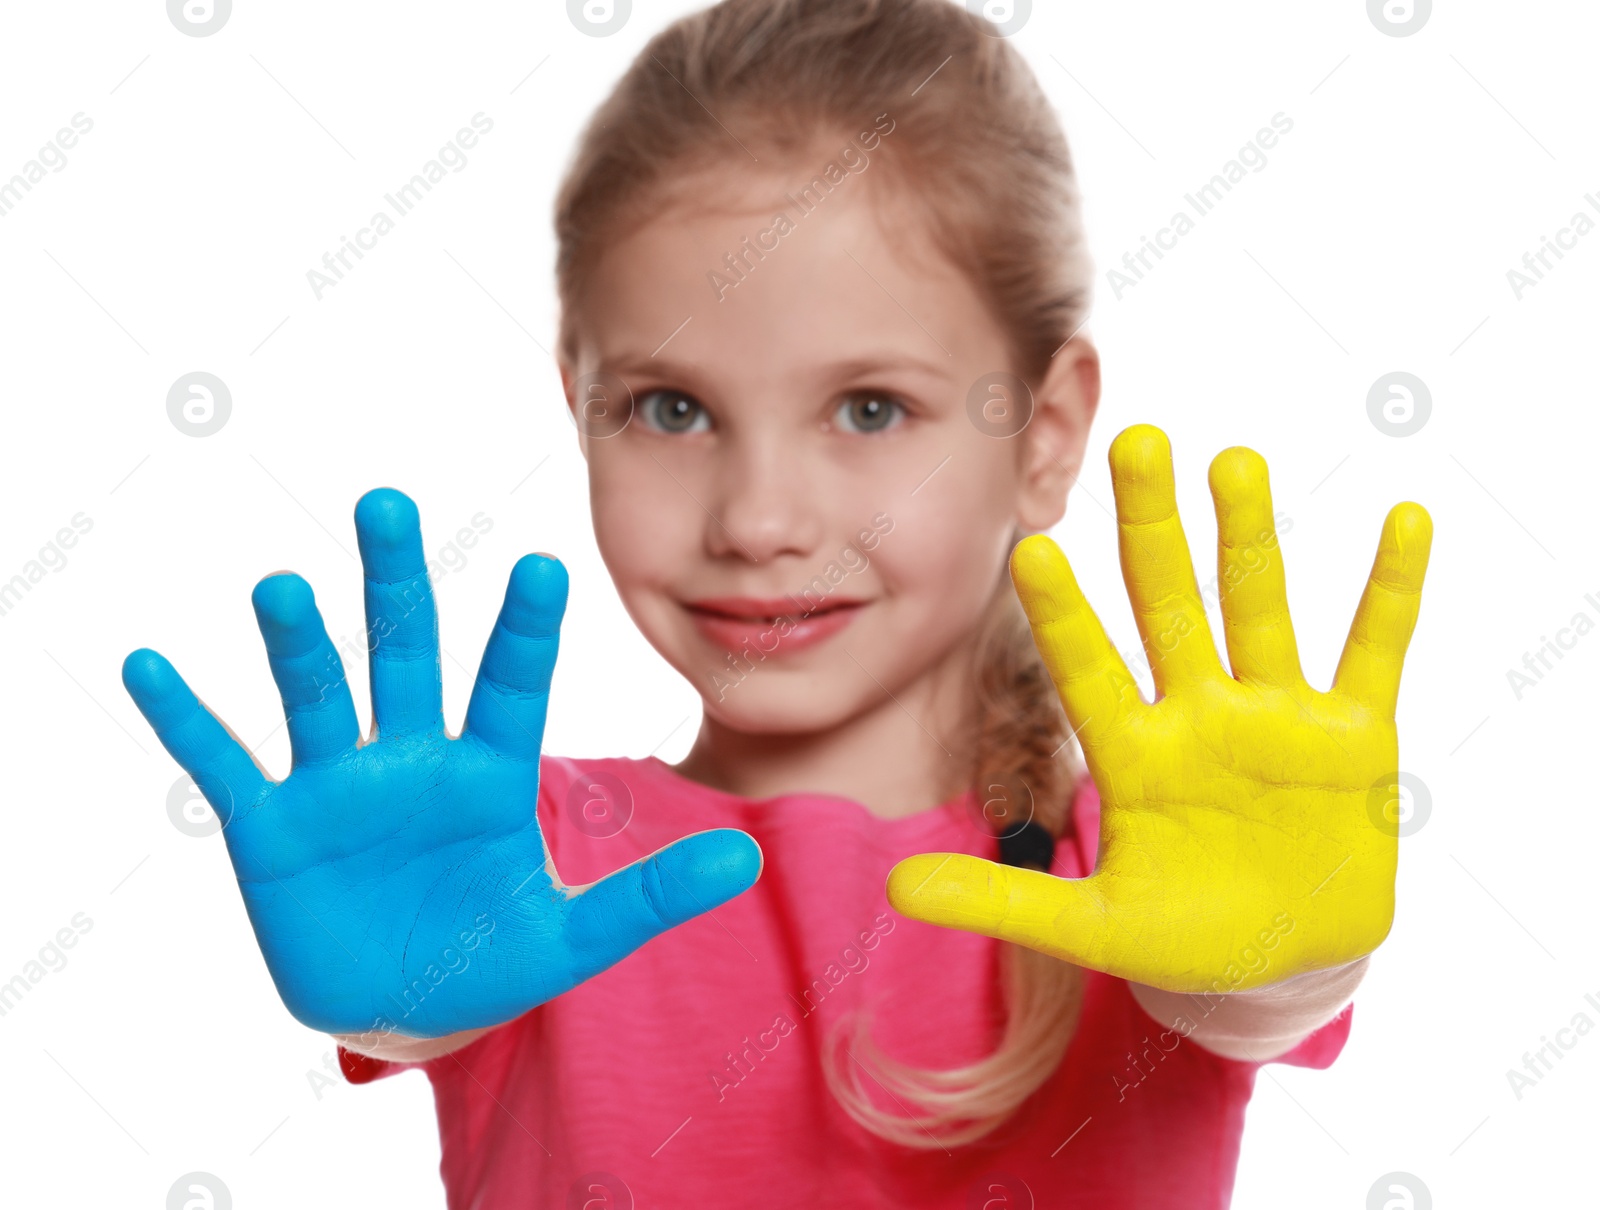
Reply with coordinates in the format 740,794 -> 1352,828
684,595 -> 867,623
681,595 -> 869,655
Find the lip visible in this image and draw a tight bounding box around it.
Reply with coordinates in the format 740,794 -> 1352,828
683,595 -> 868,656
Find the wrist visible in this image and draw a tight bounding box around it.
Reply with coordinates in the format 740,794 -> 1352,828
333,1023 -> 499,1064
1202,952 -> 1371,1007
1128,954 -> 1368,1062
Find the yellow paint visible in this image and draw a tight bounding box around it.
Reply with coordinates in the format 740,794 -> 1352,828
887,424 -> 1433,994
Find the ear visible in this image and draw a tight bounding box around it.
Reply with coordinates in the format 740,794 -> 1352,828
555,355 -> 592,462
1015,336 -> 1101,532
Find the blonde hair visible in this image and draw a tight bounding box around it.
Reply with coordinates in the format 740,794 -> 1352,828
553,0 -> 1093,1146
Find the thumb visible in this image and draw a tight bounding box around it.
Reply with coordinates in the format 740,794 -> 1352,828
886,853 -> 1110,967
562,828 -> 761,977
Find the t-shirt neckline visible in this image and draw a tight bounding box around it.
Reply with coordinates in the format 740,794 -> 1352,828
639,754 -> 979,838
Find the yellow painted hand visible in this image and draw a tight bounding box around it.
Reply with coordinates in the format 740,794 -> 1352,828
887,424 -> 1433,994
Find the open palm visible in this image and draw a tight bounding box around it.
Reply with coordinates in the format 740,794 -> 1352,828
124,488 -> 760,1037
888,425 -> 1432,994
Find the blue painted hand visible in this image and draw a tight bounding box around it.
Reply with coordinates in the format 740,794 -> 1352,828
123,488 -> 761,1037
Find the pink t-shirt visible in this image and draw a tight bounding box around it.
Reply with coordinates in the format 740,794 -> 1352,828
339,755 -> 1350,1209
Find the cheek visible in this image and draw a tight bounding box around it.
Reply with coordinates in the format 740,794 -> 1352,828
589,454 -> 695,586
870,474 -> 1014,635
588,463 -> 704,676
883,452 -> 1017,590
889,537 -> 1001,622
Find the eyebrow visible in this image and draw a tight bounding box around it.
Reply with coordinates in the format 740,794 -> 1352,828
598,354 -> 702,380
599,352 -> 958,386
815,354 -> 958,384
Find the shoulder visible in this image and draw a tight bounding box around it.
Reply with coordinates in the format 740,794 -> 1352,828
534,755 -> 642,867
535,753 -> 687,806
535,752 -> 623,803
534,753 -> 664,825
535,754 -> 752,882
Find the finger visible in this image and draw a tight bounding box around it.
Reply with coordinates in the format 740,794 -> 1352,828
1009,533 -> 1145,752
1109,425 -> 1225,694
250,573 -> 360,768
1207,447 -> 1305,687
885,852 -> 1111,969
464,554 -> 567,760
562,829 -> 762,977
354,488 -> 443,738
122,648 -> 270,825
1333,503 -> 1433,717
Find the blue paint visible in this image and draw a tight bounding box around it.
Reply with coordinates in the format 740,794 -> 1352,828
123,487 -> 760,1037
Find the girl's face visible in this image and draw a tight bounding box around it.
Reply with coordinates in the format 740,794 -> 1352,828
560,162 -> 1097,739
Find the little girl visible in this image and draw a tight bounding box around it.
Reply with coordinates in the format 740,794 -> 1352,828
122,1 -> 1431,1206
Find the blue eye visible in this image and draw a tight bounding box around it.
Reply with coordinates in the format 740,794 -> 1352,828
640,390 -> 709,434
834,392 -> 904,434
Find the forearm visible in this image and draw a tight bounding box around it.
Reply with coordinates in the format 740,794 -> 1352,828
1128,955 -> 1368,1062
332,1023 -> 500,1064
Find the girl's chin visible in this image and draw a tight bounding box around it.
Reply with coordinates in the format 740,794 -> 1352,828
695,674 -> 866,736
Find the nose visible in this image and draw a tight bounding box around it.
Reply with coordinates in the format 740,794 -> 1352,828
704,427 -> 824,564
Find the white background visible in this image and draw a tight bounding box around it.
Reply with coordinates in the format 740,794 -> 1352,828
0,1 -> 1594,1206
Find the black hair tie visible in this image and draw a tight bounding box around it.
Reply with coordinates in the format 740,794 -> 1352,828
997,819 -> 1055,871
